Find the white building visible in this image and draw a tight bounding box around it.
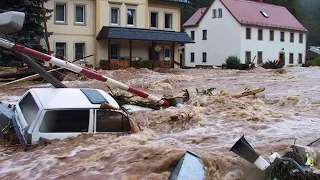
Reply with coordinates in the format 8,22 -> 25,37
183,0 -> 307,67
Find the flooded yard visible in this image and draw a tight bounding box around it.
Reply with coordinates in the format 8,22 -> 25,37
1,66 -> 320,179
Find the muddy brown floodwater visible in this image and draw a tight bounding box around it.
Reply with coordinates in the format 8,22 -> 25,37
1,66 -> 320,180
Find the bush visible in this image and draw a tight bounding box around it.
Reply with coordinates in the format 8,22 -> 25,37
303,58 -> 320,67
262,60 -> 284,69
99,60 -> 108,70
225,56 -> 241,69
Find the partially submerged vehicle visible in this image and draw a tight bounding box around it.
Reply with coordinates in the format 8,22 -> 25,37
8,88 -> 142,144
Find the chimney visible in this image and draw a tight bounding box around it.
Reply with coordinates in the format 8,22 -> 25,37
258,0 -> 263,2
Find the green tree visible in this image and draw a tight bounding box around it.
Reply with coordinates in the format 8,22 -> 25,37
0,0 -> 52,66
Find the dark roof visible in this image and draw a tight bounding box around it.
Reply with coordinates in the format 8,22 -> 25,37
183,0 -> 307,32
96,26 -> 194,43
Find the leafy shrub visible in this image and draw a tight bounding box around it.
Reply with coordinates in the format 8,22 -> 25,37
262,60 -> 284,69
99,60 -> 108,70
302,58 -> 320,67
225,56 -> 241,69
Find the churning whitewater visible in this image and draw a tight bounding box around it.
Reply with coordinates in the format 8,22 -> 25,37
1,66 -> 320,179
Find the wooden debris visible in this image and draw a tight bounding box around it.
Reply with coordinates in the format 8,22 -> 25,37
231,87 -> 265,98
196,87 -> 216,96
170,112 -> 196,122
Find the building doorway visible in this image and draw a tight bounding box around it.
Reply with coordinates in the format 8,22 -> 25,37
148,46 -> 159,60
279,52 -> 285,65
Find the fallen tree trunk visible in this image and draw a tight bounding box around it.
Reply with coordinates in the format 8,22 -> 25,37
0,67 -> 64,86
0,70 -> 35,79
231,87 -> 265,98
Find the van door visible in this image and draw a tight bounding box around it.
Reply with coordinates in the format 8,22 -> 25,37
32,109 -> 92,144
94,109 -> 131,133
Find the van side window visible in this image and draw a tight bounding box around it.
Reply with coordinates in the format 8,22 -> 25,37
40,110 -> 89,133
96,110 -> 131,132
19,92 -> 39,127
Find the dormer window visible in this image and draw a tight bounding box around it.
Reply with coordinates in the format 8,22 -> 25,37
261,11 -> 269,18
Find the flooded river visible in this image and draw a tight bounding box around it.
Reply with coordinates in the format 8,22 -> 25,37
1,66 -> 320,179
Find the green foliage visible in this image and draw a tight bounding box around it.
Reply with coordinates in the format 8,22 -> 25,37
303,58 -> 320,67
262,60 -> 284,69
225,56 -> 241,69
133,60 -> 153,69
0,0 -> 52,66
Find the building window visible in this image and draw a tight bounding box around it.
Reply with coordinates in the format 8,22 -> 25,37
258,29 -> 263,40
290,32 -> 294,43
203,30 -> 207,40
111,7 -> 119,25
257,51 -> 263,64
261,11 -> 269,18
165,13 -> 172,29
299,33 -> 303,43
127,9 -> 135,26
289,53 -> 294,64
270,30 -> 274,41
202,52 -> 207,62
75,43 -> 85,61
55,3 -> 66,23
245,51 -> 251,64
246,28 -> 251,39
55,42 -> 66,57
280,31 -> 285,42
164,48 -> 171,60
191,31 -> 195,40
190,52 -> 194,62
150,12 -> 158,28
110,44 -> 120,59
218,8 -> 222,18
298,53 -> 303,64
212,9 -> 216,18
75,5 -> 85,24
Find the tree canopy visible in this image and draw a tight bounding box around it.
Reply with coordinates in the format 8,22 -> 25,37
181,0 -> 320,46
0,0 -> 52,66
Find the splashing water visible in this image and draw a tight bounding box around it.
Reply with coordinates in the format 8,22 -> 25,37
1,67 -> 320,179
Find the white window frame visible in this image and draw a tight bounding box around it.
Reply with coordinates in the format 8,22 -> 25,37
110,7 -> 120,26
150,11 -> 158,28
74,42 -> 86,62
75,4 -> 86,25
164,13 -> 172,29
55,2 -> 67,24
218,8 -> 222,18
212,9 -> 217,18
55,42 -> 67,58
164,47 -> 171,61
126,8 -> 136,26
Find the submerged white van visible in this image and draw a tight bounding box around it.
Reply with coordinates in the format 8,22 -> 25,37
11,88 -> 139,144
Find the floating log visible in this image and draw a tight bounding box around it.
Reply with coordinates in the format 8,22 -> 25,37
231,87 -> 265,98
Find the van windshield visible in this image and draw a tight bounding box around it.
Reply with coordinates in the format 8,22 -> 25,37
96,110 -> 131,132
19,92 -> 39,129
40,110 -> 90,133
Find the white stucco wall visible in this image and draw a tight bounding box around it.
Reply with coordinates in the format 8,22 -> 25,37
184,0 -> 307,67
184,0 -> 242,67
240,27 -> 307,65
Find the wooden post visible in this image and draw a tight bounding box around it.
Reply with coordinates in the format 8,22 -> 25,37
108,39 -> 111,70
152,41 -> 155,69
172,42 -> 175,68
129,40 -> 132,67
40,0 -> 52,68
